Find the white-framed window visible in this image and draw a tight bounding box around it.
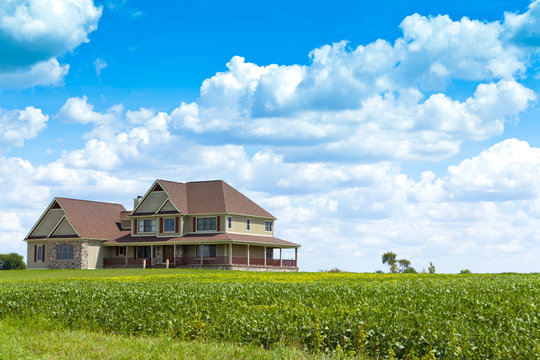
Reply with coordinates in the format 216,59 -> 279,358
246,218 -> 251,231
37,245 -> 43,262
196,245 -> 216,257
56,245 -> 74,261
119,246 -> 124,255
227,216 -> 232,229
197,217 -> 216,231
164,218 -> 175,232
138,219 -> 156,233
265,221 -> 272,232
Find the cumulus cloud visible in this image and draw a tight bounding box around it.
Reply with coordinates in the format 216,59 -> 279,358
0,106 -> 48,149
0,0 -> 102,87
169,2 -> 539,161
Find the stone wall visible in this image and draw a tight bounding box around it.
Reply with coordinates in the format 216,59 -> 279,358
46,240 -> 89,269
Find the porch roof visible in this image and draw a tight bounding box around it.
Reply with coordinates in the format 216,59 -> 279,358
104,232 -> 300,248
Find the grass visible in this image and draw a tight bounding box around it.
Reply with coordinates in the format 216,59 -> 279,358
0,318 -> 332,360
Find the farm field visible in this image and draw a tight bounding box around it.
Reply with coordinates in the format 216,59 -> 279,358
0,270 -> 538,359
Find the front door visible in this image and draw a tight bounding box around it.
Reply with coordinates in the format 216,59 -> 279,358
163,245 -> 174,263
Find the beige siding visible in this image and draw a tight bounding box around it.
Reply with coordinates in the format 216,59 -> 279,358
226,215 -> 273,236
87,241 -> 104,269
232,244 -> 248,257
250,245 -> 265,258
26,243 -> 48,269
137,191 -> 168,213
217,244 -> 226,257
30,209 -> 64,237
51,218 -> 78,236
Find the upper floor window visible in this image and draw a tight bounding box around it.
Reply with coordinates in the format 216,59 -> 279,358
57,245 -> 74,261
227,216 -> 232,229
197,217 -> 216,231
163,218 -> 175,232
265,221 -> 272,232
138,219 -> 156,233
246,218 -> 251,231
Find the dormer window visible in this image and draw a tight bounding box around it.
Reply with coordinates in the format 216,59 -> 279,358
138,219 -> 156,233
265,221 -> 272,232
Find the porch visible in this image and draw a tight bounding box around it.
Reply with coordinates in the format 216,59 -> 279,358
103,243 -> 298,271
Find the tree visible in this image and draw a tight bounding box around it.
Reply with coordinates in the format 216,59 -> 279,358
381,252 -> 398,273
0,253 -> 26,270
428,262 -> 436,274
398,259 -> 411,273
459,269 -> 472,274
402,267 -> 418,274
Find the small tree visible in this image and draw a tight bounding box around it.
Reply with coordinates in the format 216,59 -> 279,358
402,267 -> 418,274
398,259 -> 411,273
381,252 -> 398,273
0,253 -> 26,270
428,262 -> 436,274
459,269 -> 471,274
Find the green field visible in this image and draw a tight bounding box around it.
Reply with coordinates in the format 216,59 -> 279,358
0,270 -> 538,359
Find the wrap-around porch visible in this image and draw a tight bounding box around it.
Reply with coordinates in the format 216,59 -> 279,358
103,243 -> 298,270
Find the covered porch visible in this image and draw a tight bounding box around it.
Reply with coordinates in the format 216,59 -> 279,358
103,242 -> 298,270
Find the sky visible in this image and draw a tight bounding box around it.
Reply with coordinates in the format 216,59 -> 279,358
1,0 -> 540,273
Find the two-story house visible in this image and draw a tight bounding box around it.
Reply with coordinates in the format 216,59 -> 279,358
24,179 -> 299,271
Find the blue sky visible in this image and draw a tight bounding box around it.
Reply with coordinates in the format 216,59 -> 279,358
1,0 -> 540,272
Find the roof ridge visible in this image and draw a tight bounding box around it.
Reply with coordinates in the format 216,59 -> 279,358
157,179 -> 185,185
186,179 -> 223,184
55,197 -> 124,206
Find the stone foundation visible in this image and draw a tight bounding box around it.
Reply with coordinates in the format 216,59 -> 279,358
46,240 -> 89,269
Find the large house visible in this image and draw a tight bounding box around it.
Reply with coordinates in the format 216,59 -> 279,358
24,179 -> 299,271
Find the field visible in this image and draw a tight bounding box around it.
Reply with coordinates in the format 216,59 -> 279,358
0,270 -> 538,359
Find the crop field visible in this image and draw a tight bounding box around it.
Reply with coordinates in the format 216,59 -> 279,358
0,270 -> 538,359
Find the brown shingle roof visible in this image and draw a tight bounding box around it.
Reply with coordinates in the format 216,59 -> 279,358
158,179 -> 275,219
104,232 -> 299,247
56,198 -> 127,240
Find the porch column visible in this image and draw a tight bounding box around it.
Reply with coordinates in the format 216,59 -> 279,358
200,243 -> 203,265
295,247 -> 298,268
173,244 -> 176,266
125,246 -> 128,266
247,244 -> 250,266
280,247 -> 282,267
229,243 -> 232,265
264,246 -> 267,267
151,245 -> 154,266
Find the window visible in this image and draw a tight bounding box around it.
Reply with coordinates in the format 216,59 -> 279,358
196,245 -> 216,257
246,219 -> 251,231
164,218 -> 175,232
197,217 -> 216,231
266,247 -> 273,259
119,246 -> 124,255
56,245 -> 74,260
37,245 -> 43,262
138,219 -> 156,233
137,246 -> 151,258
227,216 -> 232,229
265,221 -> 272,232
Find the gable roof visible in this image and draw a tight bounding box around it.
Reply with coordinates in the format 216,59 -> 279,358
54,198 -> 127,240
144,179 -> 275,219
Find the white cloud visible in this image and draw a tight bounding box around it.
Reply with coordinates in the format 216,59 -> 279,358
0,106 -> 48,149
94,58 -> 107,76
0,0 -> 102,87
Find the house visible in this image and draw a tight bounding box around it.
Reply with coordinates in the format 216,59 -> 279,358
24,179 -> 299,271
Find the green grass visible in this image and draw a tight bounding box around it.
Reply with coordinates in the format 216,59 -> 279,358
0,318 -> 331,360
0,269 -> 538,359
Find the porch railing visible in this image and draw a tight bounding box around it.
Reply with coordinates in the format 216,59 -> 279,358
104,257 -> 296,268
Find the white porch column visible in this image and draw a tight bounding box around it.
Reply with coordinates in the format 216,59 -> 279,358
229,243 -> 232,265
280,247 -> 282,267
151,245 -> 154,266
200,243 -> 203,265
264,246 -> 267,267
125,246 -> 128,266
173,244 -> 176,266
247,244 -> 250,266
295,247 -> 298,268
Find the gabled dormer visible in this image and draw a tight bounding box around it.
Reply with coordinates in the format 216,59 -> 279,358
26,199 -> 78,239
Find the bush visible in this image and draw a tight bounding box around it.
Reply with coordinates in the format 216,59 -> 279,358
402,267 -> 418,274
459,269 -> 472,274
0,253 -> 26,270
